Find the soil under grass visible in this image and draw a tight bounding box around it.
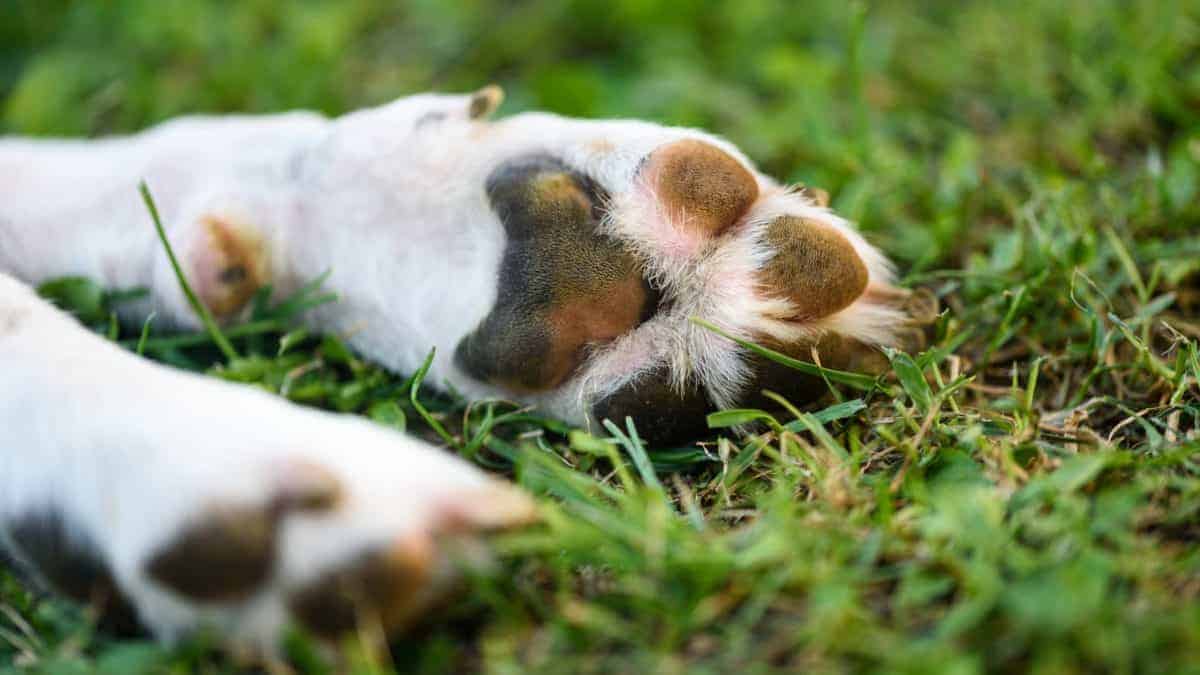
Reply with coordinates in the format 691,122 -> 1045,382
3,1 -> 1199,673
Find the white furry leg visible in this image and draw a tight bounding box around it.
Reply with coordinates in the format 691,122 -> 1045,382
0,272 -> 536,650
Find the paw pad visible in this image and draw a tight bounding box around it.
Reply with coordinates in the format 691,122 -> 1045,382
758,216 -> 868,321
7,508 -> 139,632
590,367 -> 714,445
288,535 -> 434,638
192,215 -> 267,319
145,505 -> 281,602
456,155 -> 658,393
287,481 -> 536,639
645,139 -> 759,239
145,462 -> 341,603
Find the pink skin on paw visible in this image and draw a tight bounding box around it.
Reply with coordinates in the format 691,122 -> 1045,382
628,176 -> 712,261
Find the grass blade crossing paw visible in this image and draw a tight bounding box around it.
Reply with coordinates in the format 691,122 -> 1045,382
139,181 -> 239,362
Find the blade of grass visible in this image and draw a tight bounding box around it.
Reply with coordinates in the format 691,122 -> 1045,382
409,347 -> 457,448
268,269 -> 338,320
120,319 -> 280,350
888,348 -> 934,414
691,317 -> 878,390
139,181 -> 238,361
783,398 -> 867,431
135,312 -> 156,355
601,418 -> 664,493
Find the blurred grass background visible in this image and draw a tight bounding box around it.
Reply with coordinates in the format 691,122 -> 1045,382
5,0 -> 1197,272
2,1 -> 1200,673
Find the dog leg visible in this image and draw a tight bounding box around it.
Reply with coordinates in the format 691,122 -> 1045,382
3,89 -> 930,444
0,115 -> 328,330
0,271 -> 535,650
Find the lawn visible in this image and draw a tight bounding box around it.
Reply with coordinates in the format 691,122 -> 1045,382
2,1 -> 1200,673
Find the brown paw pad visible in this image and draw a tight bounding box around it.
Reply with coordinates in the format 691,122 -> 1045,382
7,508 -> 140,633
145,463 -> 341,603
759,216 -> 869,321
591,367 -> 716,446
288,535 -> 434,639
644,139 -> 759,240
798,185 -> 830,208
145,506 -> 279,603
456,155 -> 659,393
289,483 -> 537,640
192,215 -> 268,319
753,332 -> 889,395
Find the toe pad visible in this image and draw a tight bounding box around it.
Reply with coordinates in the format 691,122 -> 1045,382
759,216 -> 869,321
645,139 -> 759,240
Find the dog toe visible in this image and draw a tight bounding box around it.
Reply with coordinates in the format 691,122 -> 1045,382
145,461 -> 343,604
645,138 -> 759,239
286,479 -> 537,639
758,215 -> 869,321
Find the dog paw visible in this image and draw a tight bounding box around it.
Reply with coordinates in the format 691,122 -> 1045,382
0,300 -> 535,651
115,398 -> 535,649
448,126 -> 931,443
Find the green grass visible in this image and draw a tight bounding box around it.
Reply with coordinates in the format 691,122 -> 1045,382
4,0 -> 1200,672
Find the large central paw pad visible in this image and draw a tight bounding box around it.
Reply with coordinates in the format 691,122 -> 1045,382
454,156 -> 659,392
